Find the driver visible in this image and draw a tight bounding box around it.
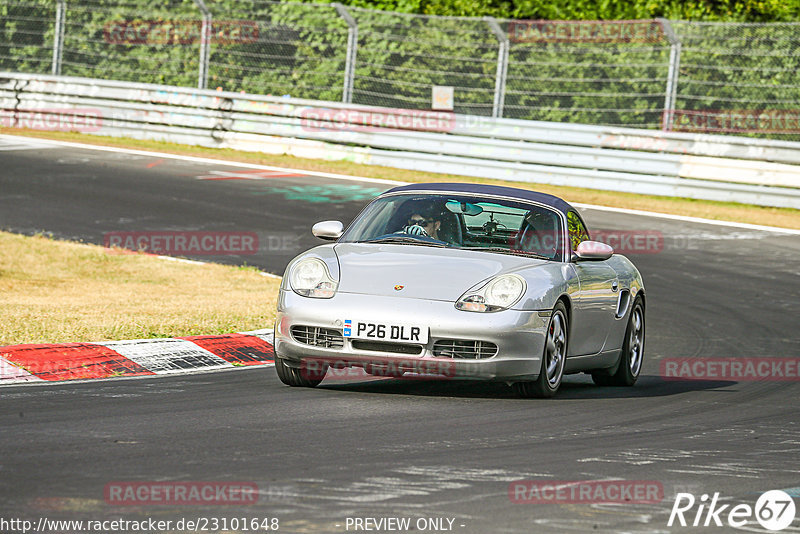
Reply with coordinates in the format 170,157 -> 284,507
400,209 -> 442,240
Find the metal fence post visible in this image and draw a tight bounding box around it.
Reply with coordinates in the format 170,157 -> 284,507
334,3 -> 357,104
193,0 -> 211,90
658,18 -> 681,131
485,17 -> 509,119
51,0 -> 66,75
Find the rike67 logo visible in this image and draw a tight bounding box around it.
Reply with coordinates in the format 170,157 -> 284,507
669,490 -> 796,531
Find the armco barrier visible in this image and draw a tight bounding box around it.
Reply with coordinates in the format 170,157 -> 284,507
1,72 -> 799,208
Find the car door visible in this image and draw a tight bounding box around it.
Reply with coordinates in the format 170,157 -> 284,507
566,210 -> 619,356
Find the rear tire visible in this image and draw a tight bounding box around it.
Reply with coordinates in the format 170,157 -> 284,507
592,295 -> 645,387
513,301 -> 568,398
274,357 -> 326,387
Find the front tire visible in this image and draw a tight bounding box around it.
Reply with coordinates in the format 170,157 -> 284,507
592,295 -> 645,387
275,357 -> 327,387
513,301 -> 568,398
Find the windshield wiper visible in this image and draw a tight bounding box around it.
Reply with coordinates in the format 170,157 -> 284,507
461,246 -> 550,260
360,236 -> 447,247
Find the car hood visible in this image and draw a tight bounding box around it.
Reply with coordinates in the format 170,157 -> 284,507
333,243 -> 547,301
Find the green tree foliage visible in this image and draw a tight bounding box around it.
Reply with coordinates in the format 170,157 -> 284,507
60,0 -> 200,86
340,0 -> 800,21
204,1 -> 348,99
0,1 -> 55,73
348,7 -> 498,113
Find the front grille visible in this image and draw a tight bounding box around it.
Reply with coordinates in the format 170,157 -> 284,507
351,340 -> 423,355
291,326 -> 344,349
433,339 -> 498,359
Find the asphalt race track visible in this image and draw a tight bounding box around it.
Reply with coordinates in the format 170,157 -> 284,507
1,136 -> 800,533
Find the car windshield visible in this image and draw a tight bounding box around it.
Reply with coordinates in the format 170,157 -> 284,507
340,193 -> 565,261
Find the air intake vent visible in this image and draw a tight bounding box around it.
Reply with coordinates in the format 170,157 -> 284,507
351,340 -> 423,355
616,289 -> 631,318
291,326 -> 344,349
433,339 -> 498,359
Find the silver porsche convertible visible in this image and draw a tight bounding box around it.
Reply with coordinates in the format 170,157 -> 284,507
273,183 -> 645,397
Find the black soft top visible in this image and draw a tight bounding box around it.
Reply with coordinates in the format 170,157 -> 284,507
383,182 -> 574,214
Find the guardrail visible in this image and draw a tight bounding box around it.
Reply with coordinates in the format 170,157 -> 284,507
2,72 -> 799,209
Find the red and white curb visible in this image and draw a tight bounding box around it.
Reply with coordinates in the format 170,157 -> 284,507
0,329 -> 274,385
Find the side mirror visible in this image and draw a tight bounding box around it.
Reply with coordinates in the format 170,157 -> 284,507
573,240 -> 613,261
312,220 -> 344,241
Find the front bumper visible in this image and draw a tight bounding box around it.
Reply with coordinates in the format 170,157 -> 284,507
274,289 -> 549,381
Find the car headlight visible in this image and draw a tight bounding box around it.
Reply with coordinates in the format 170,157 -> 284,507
456,274 -> 525,312
289,258 -> 338,298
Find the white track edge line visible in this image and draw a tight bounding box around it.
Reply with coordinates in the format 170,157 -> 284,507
154,254 -> 282,279
571,203 -> 800,235
0,134 -> 402,186
0,361 -> 274,388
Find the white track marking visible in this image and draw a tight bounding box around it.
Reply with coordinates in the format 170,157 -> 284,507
2,133 -> 797,234
122,253 -> 281,279
572,202 -> 800,236
0,134 -> 400,186
99,338 -> 232,374
0,355 -> 42,384
239,329 -> 275,345
153,255 -> 207,266
196,169 -> 303,180
0,359 -> 274,388
151,255 -> 280,278
0,138 -> 58,151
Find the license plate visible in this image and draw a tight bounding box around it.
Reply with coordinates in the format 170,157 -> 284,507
343,320 -> 428,344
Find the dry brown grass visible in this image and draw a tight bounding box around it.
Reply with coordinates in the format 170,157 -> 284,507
4,127 -> 799,229
0,231 -> 279,346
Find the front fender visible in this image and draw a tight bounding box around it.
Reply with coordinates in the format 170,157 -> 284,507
512,262 -> 579,311
606,254 -> 645,297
